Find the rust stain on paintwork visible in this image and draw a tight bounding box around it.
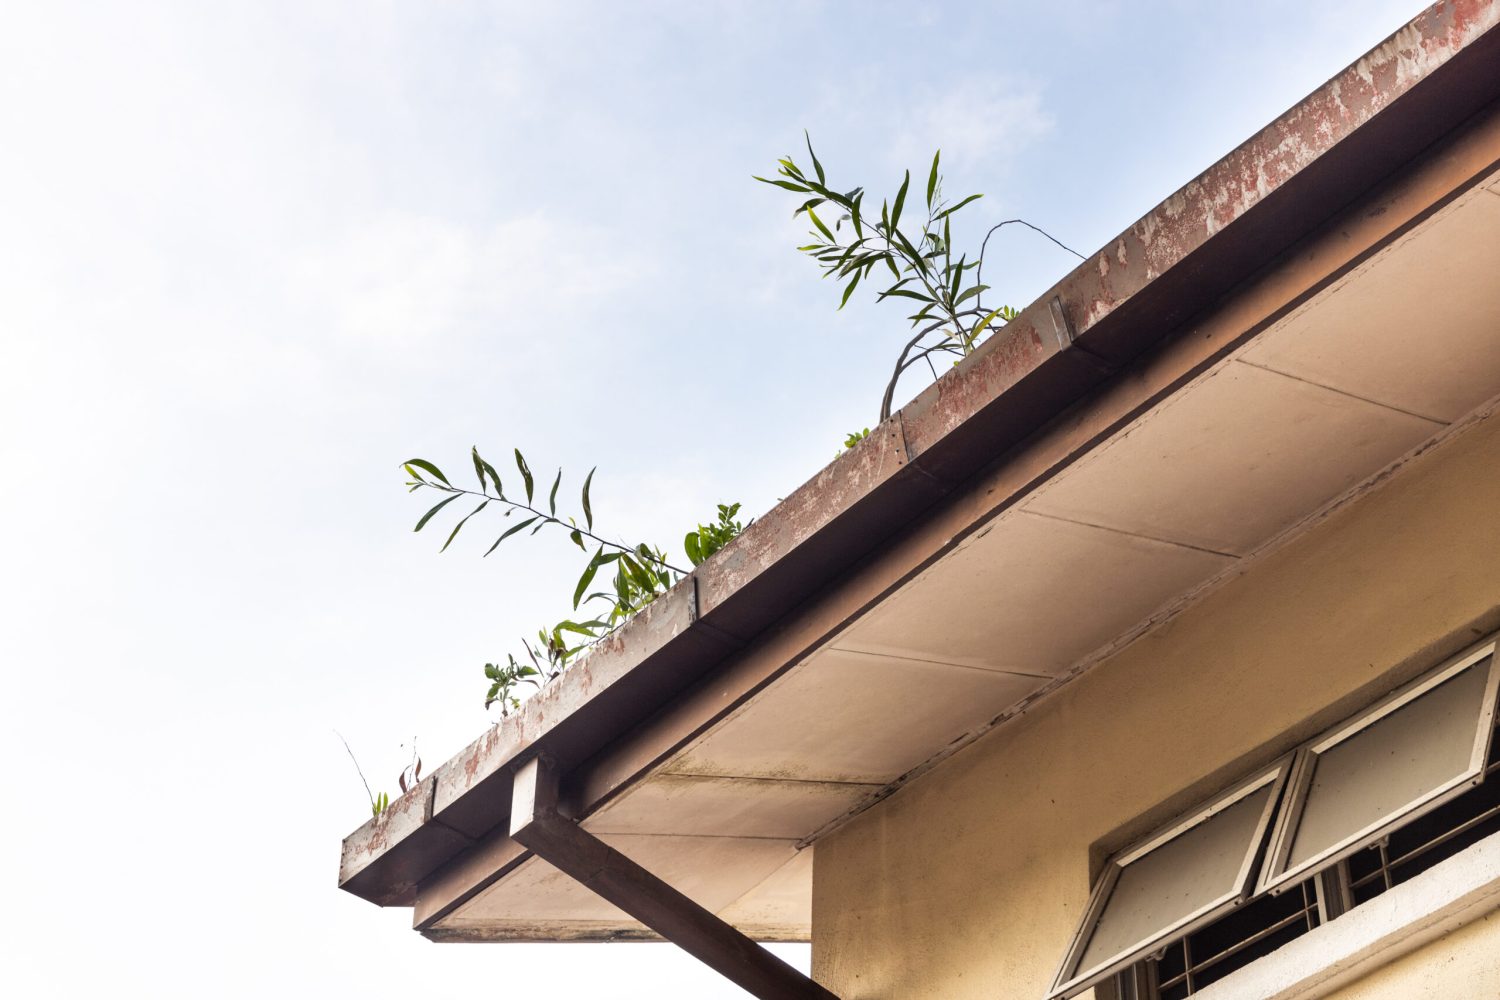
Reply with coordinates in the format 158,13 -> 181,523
696,419 -> 908,608
338,776 -> 433,886
1066,0 -> 1496,335
901,319 -> 1051,453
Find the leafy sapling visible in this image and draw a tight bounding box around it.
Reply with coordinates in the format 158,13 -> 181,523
684,504 -> 745,567
404,450 -> 743,712
757,133 -> 1083,424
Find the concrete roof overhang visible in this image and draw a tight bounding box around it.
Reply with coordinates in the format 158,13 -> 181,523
340,0 -> 1500,951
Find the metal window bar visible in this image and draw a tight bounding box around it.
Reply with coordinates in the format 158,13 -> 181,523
1153,880 -> 1319,999
1347,746 -> 1500,903
1127,713 -> 1500,997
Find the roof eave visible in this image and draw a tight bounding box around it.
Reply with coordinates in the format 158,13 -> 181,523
340,0 -> 1500,906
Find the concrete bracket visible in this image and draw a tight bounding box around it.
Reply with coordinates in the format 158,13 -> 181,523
509,757 -> 837,1000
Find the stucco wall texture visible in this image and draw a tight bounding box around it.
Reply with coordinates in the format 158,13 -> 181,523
1324,909 -> 1500,999
811,407 -> 1500,999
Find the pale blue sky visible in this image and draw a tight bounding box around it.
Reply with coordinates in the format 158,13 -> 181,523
1,2 -> 1422,996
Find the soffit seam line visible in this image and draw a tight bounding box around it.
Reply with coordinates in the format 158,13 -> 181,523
818,644 -> 1059,680
583,831 -> 811,843
1231,358 -> 1453,425
644,771 -> 887,788
1016,508 -> 1245,559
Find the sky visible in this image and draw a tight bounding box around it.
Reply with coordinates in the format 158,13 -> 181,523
0,1 -> 1425,996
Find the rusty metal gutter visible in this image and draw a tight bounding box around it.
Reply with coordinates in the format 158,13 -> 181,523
341,0 -> 1500,910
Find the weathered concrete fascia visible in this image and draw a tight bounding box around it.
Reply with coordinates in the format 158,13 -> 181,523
339,0 -> 1500,907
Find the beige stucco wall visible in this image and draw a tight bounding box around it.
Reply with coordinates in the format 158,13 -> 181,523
1322,909 -> 1500,999
811,406 -> 1500,999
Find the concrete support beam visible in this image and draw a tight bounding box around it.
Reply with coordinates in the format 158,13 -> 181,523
509,757 -> 837,1000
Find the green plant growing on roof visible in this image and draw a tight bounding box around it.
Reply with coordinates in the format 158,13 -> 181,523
397,135 -> 1081,723
337,731 -> 420,819
757,133 -> 1082,425
402,451 -> 741,714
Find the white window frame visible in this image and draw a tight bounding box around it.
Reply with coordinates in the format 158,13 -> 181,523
1047,759 -> 1292,1000
1256,638 -> 1500,896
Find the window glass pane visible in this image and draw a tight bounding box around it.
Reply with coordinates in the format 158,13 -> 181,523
1347,719 -> 1500,904
1076,784 -> 1273,974
1287,657 -> 1491,870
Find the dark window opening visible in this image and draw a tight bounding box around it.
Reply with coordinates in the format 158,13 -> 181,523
1348,725 -> 1500,906
1120,711 -> 1500,999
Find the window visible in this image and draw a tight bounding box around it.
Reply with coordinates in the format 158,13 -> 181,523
1258,643 -> 1500,893
1047,764 -> 1290,999
1118,876 -> 1322,999
1047,637 -> 1500,1000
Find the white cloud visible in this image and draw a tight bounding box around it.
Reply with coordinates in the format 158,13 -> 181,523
288,212 -> 649,351
890,77 -> 1054,174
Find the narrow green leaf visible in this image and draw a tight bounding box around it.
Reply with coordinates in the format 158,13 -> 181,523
473,453 -> 503,497
877,277 -> 914,299
839,269 -> 862,310
514,449 -> 534,503
402,458 -> 449,486
794,197 -> 826,217
950,255 -> 964,301
893,228 -> 928,275
413,492 -> 462,532
581,466 -> 595,530
968,305 -> 1009,347
954,284 -> 990,306
569,529 -> 584,550
832,242 -> 859,274
556,619 -> 602,638
804,130 -> 825,185
884,288 -> 932,303
926,149 -> 940,209
573,547 -> 604,608
935,193 -> 983,220
806,205 -> 835,242
471,448 -> 487,490
754,175 -> 811,193
441,500 -> 489,552
891,170 -> 910,230
851,194 -> 864,240
483,516 -> 539,555
622,554 -> 654,593
548,469 -> 561,516
803,180 -> 851,209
